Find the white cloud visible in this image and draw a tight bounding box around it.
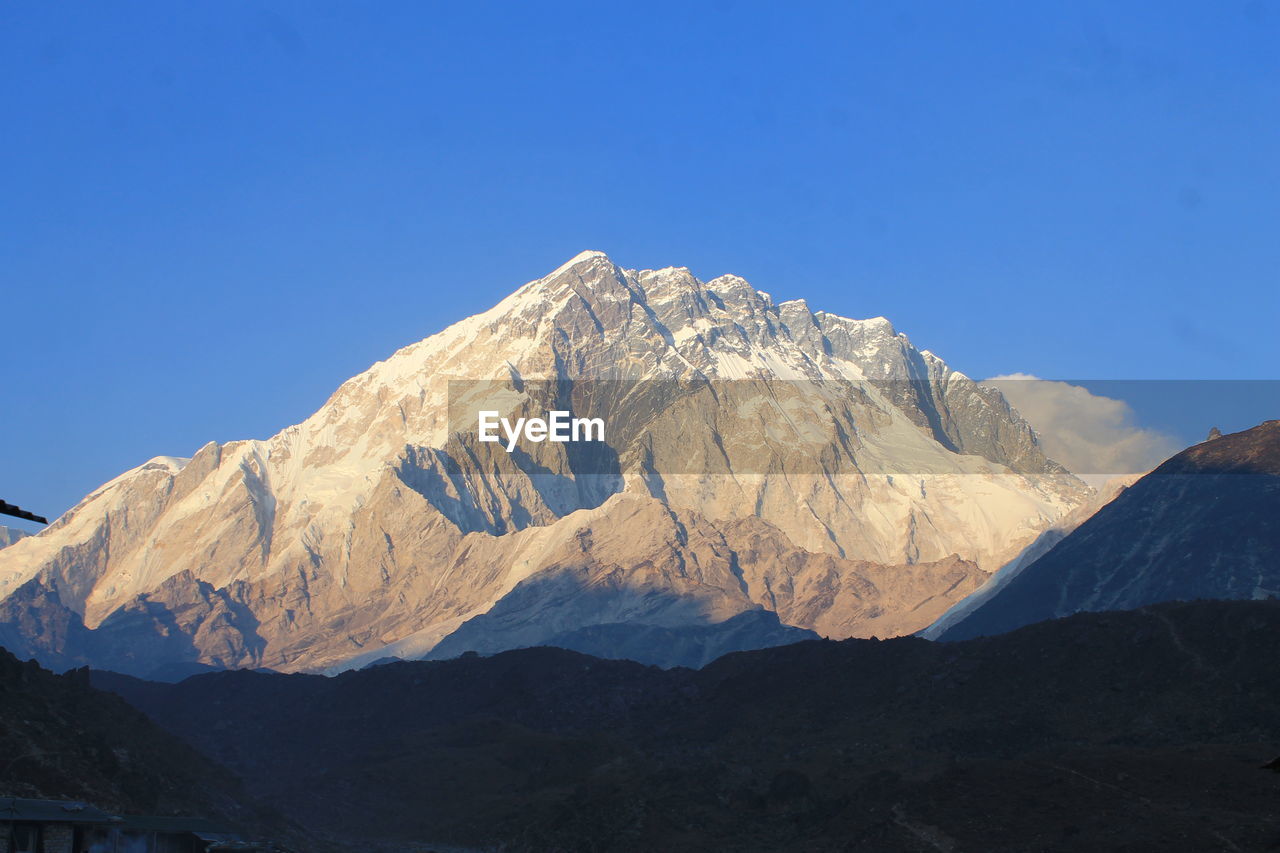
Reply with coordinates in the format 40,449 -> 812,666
983,374 -> 1181,487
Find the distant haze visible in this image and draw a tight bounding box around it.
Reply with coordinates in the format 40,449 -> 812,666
984,374 -> 1182,486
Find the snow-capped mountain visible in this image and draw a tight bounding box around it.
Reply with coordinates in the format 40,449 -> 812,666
0,251 -> 1087,675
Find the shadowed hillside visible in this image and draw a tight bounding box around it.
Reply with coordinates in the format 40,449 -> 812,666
0,648 -> 311,849
942,420 -> 1280,641
94,600 -> 1280,852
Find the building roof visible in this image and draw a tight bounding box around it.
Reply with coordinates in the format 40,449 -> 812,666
0,798 -> 117,824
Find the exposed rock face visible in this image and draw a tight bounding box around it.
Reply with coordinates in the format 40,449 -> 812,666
0,252 -> 1086,674
940,421 -> 1280,641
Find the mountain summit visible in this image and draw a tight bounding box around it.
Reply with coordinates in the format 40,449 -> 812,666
0,252 -> 1086,675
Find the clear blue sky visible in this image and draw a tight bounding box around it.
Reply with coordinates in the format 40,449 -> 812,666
2,1 -> 1278,526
